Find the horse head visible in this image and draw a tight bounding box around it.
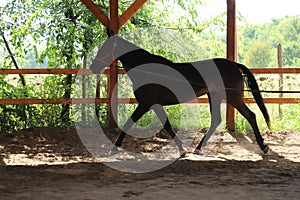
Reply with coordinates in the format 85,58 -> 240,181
90,35 -> 140,73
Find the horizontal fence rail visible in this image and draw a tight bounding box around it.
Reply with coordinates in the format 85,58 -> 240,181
0,98 -> 299,105
0,68 -> 300,105
2,68 -> 300,75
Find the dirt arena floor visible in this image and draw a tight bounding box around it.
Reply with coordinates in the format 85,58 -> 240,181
0,127 -> 299,200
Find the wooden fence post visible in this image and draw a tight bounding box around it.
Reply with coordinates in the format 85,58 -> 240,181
278,44 -> 283,117
107,0 -> 119,128
226,0 -> 237,132
80,0 -> 149,128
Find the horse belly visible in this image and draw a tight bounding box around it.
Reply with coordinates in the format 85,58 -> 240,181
134,84 -> 206,106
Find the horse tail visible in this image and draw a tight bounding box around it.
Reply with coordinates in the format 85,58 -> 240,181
237,63 -> 271,129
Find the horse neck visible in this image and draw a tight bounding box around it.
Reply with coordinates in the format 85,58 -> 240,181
114,36 -> 173,71
117,50 -> 143,71
106,36 -> 138,70
114,37 -> 139,59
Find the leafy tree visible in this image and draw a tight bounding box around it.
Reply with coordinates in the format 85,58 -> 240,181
1,0 -> 299,133
1,0 -> 108,130
239,16 -> 300,68
277,16 -> 300,67
243,41 -> 272,68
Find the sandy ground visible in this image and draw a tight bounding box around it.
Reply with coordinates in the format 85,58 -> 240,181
0,127 -> 299,200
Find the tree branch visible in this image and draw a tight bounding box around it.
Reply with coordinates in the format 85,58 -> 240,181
1,34 -> 27,88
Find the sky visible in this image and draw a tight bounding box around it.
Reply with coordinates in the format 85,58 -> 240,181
0,0 -> 300,24
203,0 -> 300,24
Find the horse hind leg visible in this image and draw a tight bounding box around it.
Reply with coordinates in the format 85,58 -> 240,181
152,104 -> 184,154
230,98 -> 269,154
196,93 -> 222,152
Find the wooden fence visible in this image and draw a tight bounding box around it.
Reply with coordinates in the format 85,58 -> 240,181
1,68 -> 300,127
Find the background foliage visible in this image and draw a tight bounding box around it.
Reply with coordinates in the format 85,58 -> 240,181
0,0 -> 300,133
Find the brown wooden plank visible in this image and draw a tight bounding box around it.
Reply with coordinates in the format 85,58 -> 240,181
277,44 -> 283,116
109,0 -> 119,32
244,98 -> 300,104
250,68 -> 300,74
107,0 -> 120,128
0,69 -> 89,74
0,98 -> 208,105
226,0 -> 237,61
0,98 -> 109,105
2,68 -> 300,75
226,0 -> 237,131
0,68 -> 121,75
119,0 -> 148,29
1,98 -> 299,105
108,64 -> 119,127
80,0 -> 109,28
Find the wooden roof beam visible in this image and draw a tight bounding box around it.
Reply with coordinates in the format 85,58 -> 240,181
119,0 -> 147,29
80,0 -> 109,28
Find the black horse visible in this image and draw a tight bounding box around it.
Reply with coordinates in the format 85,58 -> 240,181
90,35 -> 270,154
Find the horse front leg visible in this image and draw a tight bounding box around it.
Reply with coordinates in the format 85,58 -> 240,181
111,104 -> 149,153
152,104 -> 185,155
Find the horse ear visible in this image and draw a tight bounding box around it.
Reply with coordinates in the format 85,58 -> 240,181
106,29 -> 115,37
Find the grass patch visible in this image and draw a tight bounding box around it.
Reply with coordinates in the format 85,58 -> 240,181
118,103 -> 300,133
236,104 -> 300,132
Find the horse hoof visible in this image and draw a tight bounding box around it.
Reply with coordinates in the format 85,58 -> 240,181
179,148 -> 188,157
263,145 -> 269,154
109,145 -> 119,155
193,148 -> 201,155
180,151 -> 187,158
